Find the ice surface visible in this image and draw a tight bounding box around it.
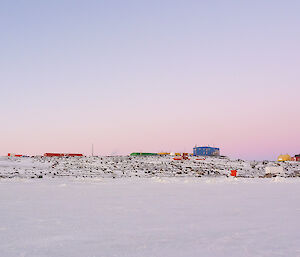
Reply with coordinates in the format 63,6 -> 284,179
1,178 -> 300,257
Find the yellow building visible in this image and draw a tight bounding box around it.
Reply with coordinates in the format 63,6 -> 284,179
158,152 -> 170,155
277,154 -> 291,162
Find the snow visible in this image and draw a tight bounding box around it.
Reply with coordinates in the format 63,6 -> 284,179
1,156 -> 300,256
1,177 -> 300,257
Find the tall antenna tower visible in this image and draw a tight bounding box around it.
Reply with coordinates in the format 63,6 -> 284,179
92,144 -> 94,157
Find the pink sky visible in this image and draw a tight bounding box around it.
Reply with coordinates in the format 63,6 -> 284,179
1,1 -> 299,160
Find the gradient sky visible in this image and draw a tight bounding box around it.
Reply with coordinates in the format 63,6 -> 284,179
1,0 -> 299,160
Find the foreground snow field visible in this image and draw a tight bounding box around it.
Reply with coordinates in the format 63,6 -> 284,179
1,178 -> 300,257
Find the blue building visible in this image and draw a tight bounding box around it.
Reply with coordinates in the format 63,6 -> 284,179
193,146 -> 220,157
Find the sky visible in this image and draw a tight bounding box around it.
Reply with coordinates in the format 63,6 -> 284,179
1,0 -> 299,160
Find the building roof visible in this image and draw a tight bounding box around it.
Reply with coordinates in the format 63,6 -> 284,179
193,146 -> 219,150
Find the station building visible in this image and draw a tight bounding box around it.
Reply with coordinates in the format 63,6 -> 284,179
193,146 -> 220,157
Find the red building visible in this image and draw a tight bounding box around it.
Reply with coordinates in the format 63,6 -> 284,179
8,153 -> 23,157
66,153 -> 83,157
44,153 -> 64,157
44,153 -> 83,157
295,155 -> 300,162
